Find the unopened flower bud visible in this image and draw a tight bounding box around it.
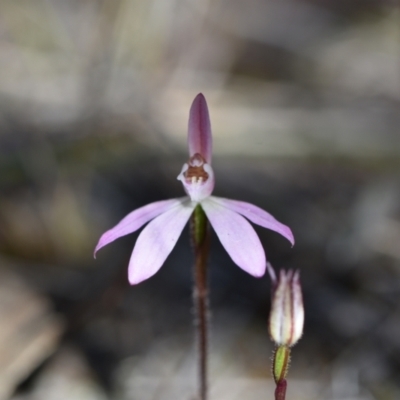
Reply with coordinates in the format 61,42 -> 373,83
269,270 -> 304,346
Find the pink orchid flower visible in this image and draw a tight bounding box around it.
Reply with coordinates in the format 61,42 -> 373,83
94,94 -> 294,284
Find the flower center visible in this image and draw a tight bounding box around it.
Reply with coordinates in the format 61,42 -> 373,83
177,153 -> 214,202
184,153 -> 209,183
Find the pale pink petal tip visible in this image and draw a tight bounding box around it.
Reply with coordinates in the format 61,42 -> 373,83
128,200 -> 195,285
93,198 -> 183,259
188,93 -> 212,163
210,197 -> 295,246
201,198 -> 266,277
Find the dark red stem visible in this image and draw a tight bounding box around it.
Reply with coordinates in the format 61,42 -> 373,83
275,379 -> 287,400
191,206 -> 210,400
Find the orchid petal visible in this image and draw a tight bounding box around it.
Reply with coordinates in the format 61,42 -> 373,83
94,198 -> 185,257
188,93 -> 212,163
128,200 -> 195,284
210,197 -> 294,246
201,198 -> 266,277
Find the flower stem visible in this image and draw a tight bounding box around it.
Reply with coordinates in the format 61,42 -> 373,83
191,204 -> 210,400
275,379 -> 287,400
272,346 -> 290,400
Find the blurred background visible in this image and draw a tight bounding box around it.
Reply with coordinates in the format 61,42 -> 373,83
0,0 -> 399,399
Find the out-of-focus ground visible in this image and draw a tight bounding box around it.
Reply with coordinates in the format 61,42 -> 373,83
0,1 -> 399,399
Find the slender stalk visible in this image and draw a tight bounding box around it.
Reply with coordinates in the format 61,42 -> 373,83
275,379 -> 287,400
191,204 -> 210,400
272,345 -> 290,400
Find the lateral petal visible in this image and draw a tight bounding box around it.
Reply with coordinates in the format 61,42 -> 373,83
94,198 -> 185,256
128,200 -> 195,284
201,198 -> 266,277
188,93 -> 212,164
210,197 -> 294,246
